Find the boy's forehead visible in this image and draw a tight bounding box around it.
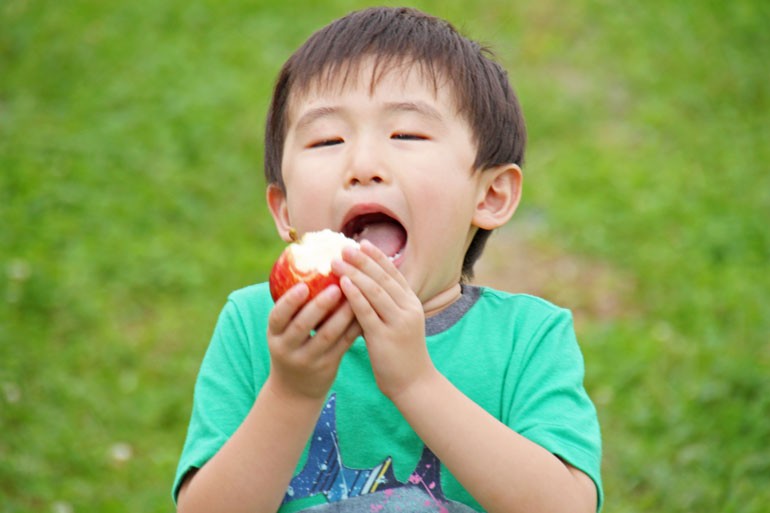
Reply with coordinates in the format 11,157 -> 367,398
285,57 -> 460,122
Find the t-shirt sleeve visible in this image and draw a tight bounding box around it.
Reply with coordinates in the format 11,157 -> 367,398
506,307 -> 604,510
171,294 -> 268,503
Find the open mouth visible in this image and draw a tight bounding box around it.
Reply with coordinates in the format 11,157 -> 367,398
341,212 -> 407,262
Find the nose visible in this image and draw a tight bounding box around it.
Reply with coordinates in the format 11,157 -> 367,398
345,138 -> 389,187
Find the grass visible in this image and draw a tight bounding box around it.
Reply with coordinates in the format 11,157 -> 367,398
1,0 -> 768,511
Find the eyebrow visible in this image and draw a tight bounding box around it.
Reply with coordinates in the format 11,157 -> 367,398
294,100 -> 445,132
383,101 -> 444,122
294,106 -> 341,132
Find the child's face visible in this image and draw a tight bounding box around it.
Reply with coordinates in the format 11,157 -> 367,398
268,60 -> 496,308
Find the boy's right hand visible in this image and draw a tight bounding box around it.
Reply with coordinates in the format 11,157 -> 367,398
266,282 -> 360,401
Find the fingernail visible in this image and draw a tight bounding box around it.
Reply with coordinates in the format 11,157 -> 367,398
322,285 -> 341,300
292,282 -> 309,297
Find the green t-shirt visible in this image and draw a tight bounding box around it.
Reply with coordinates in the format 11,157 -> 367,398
173,283 -> 603,511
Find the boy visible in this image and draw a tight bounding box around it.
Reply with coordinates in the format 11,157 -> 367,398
174,7 -> 602,513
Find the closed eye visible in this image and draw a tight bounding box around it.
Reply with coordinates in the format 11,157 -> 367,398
391,133 -> 429,141
308,138 -> 344,148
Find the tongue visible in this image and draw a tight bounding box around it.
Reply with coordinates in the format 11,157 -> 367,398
355,221 -> 406,257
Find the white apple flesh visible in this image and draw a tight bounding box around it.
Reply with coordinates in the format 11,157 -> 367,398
269,229 -> 359,302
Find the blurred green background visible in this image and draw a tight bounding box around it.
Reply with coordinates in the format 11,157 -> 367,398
2,0 -> 768,511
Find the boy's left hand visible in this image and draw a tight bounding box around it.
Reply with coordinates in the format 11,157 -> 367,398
332,240 -> 433,400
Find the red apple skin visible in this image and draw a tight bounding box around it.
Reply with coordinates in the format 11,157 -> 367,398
269,248 -> 341,303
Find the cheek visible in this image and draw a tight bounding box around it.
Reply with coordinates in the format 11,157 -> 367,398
414,177 -> 475,219
284,184 -> 334,230
409,192 -> 473,260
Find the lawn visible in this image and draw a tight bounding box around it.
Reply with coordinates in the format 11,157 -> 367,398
2,1 -> 768,511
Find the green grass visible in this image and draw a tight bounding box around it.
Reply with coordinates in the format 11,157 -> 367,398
2,1 -> 768,511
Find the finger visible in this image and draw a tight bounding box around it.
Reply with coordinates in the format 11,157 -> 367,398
335,255 -> 402,321
283,285 -> 343,343
268,282 -> 309,335
339,274 -> 385,328
308,297 -> 356,354
359,239 -> 410,290
326,319 -> 362,361
340,243 -> 410,305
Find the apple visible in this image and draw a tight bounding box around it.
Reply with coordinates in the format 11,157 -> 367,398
269,229 -> 360,302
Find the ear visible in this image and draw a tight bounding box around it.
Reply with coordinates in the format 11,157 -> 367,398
266,184 -> 294,242
472,163 -> 523,230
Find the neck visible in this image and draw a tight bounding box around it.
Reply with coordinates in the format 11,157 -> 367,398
422,282 -> 463,317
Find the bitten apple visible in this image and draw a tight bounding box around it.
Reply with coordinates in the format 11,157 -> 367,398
269,229 -> 359,302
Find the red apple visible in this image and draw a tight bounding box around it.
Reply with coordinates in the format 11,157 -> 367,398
269,229 -> 359,302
